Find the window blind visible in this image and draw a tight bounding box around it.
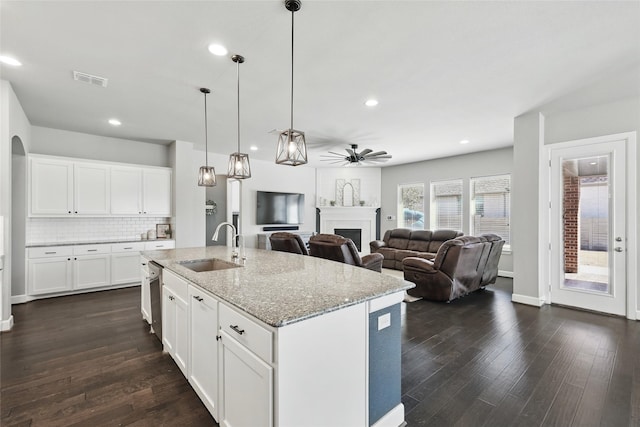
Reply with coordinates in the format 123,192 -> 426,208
431,180 -> 462,230
471,175 -> 510,245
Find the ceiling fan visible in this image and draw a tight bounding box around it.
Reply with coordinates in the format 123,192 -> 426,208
320,144 -> 392,165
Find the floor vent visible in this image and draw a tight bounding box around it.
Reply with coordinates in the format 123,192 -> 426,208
73,71 -> 108,88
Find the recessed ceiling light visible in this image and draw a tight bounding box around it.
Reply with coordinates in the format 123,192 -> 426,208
365,99 -> 379,107
250,145 -> 258,151
589,161 -> 597,165
108,118 -> 122,126
0,55 -> 22,66
459,139 -> 470,144
208,44 -> 228,56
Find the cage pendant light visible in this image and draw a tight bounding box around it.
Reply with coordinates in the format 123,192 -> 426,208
275,0 -> 308,166
227,54 -> 251,179
197,87 -> 217,187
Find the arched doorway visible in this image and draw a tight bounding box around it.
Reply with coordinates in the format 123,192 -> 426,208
11,136 -> 27,308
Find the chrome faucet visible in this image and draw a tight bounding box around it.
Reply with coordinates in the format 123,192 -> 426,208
212,222 -> 239,259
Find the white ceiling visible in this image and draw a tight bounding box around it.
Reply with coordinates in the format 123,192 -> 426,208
1,1 -> 639,167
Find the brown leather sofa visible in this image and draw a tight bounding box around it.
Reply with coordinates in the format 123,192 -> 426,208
309,233 -> 384,272
402,234 -> 504,302
369,229 -> 463,270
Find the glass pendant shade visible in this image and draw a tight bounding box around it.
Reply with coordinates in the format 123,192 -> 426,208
197,87 -> 216,187
198,166 -> 217,186
227,152 -> 251,179
276,128 -> 307,166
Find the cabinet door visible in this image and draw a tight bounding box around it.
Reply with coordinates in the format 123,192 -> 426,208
111,253 -> 142,285
74,255 -> 110,290
174,294 -> 189,376
219,331 -> 273,427
163,287 -> 177,355
111,167 -> 143,215
28,257 -> 73,294
74,163 -> 110,215
143,169 -> 172,216
141,267 -> 151,323
30,158 -> 73,215
189,287 -> 219,419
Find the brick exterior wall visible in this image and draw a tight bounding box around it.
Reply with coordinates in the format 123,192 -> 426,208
563,175 -> 580,273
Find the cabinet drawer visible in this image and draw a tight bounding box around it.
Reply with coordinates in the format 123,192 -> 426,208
220,304 -> 273,363
163,269 -> 188,301
144,240 -> 175,250
73,244 -> 111,255
28,246 -> 74,259
111,242 -> 145,253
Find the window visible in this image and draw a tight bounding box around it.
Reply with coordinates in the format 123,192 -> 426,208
430,179 -> 463,230
397,183 -> 424,229
471,174 -> 510,247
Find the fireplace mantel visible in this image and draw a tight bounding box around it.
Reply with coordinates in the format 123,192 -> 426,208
317,206 -> 378,255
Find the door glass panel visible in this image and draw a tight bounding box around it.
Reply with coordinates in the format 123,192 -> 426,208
562,155 -> 610,294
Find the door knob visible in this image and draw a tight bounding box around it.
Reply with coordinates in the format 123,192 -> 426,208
615,237 -> 622,242
614,247 -> 623,252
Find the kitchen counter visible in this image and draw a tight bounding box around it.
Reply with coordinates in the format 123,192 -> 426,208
142,246 -> 414,327
27,238 -> 174,248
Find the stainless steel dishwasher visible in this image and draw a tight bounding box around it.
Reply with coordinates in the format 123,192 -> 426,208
148,261 -> 163,342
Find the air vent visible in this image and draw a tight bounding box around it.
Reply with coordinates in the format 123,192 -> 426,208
73,71 -> 108,87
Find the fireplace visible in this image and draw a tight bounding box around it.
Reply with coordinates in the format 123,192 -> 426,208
334,228 -> 362,251
318,206 -> 377,254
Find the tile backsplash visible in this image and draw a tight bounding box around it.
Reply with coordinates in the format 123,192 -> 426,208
27,217 -> 171,244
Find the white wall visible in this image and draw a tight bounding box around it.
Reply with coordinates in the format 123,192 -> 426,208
381,147 -> 514,273
30,126 -> 170,167
513,93 -> 640,315
316,168 -> 381,207
0,80 -> 32,330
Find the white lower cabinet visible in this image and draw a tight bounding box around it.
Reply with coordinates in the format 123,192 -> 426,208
219,330 -> 273,427
188,285 -> 219,419
74,254 -> 110,290
162,270 -> 189,377
28,256 -> 73,294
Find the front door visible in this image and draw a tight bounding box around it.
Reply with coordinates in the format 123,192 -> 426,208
548,137 -> 627,316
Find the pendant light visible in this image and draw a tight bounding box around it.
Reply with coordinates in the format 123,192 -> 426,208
227,54 -> 251,179
197,87 -> 217,187
275,0 -> 308,166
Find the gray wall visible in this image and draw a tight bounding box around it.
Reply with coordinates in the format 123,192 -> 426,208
30,126 -> 170,167
381,147 -> 513,273
206,175 -> 228,246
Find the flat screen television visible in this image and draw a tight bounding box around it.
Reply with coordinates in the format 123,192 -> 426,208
256,191 -> 305,225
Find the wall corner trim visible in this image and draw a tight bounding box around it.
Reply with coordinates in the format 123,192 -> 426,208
1,315 -> 14,331
511,293 -> 545,307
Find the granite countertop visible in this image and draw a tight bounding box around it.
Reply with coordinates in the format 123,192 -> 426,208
142,246 -> 414,328
27,238 -> 174,248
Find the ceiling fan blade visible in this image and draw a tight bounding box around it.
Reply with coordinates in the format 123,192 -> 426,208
327,151 -> 347,156
366,156 -> 393,161
345,148 -> 355,156
358,148 -> 373,156
364,151 -> 388,157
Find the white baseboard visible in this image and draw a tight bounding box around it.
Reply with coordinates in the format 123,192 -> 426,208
371,403 -> 405,427
12,294 -> 35,304
1,315 -> 14,331
498,270 -> 514,278
512,293 -> 545,307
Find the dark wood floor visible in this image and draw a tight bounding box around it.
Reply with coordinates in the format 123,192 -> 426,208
1,280 -> 638,426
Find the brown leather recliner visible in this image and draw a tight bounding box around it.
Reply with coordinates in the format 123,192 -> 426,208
269,232 -> 309,255
479,234 -> 505,286
309,233 -> 384,272
402,235 -> 498,302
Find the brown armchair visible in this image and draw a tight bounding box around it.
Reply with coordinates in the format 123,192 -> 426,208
402,236 -> 494,302
309,233 -> 384,272
269,232 -> 309,255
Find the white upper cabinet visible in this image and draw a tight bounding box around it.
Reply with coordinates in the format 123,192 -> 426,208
74,163 -> 110,215
110,167 -> 143,215
30,157 -> 74,215
142,169 -> 172,216
29,155 -> 172,217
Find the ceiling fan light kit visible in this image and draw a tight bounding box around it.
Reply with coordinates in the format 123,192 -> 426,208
228,54 -> 252,179
197,87 -> 217,187
275,0 -> 308,166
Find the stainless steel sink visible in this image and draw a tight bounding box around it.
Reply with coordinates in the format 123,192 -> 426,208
177,258 -> 242,272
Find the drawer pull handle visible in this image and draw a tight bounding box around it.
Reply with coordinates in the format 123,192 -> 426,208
230,325 -> 245,335
193,296 -> 204,302
124,247 -> 133,250
141,263 -> 147,266
168,295 -> 175,301
87,249 -> 98,252
45,251 -> 57,254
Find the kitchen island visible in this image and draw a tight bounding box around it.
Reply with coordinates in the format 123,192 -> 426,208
142,246 -> 414,427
